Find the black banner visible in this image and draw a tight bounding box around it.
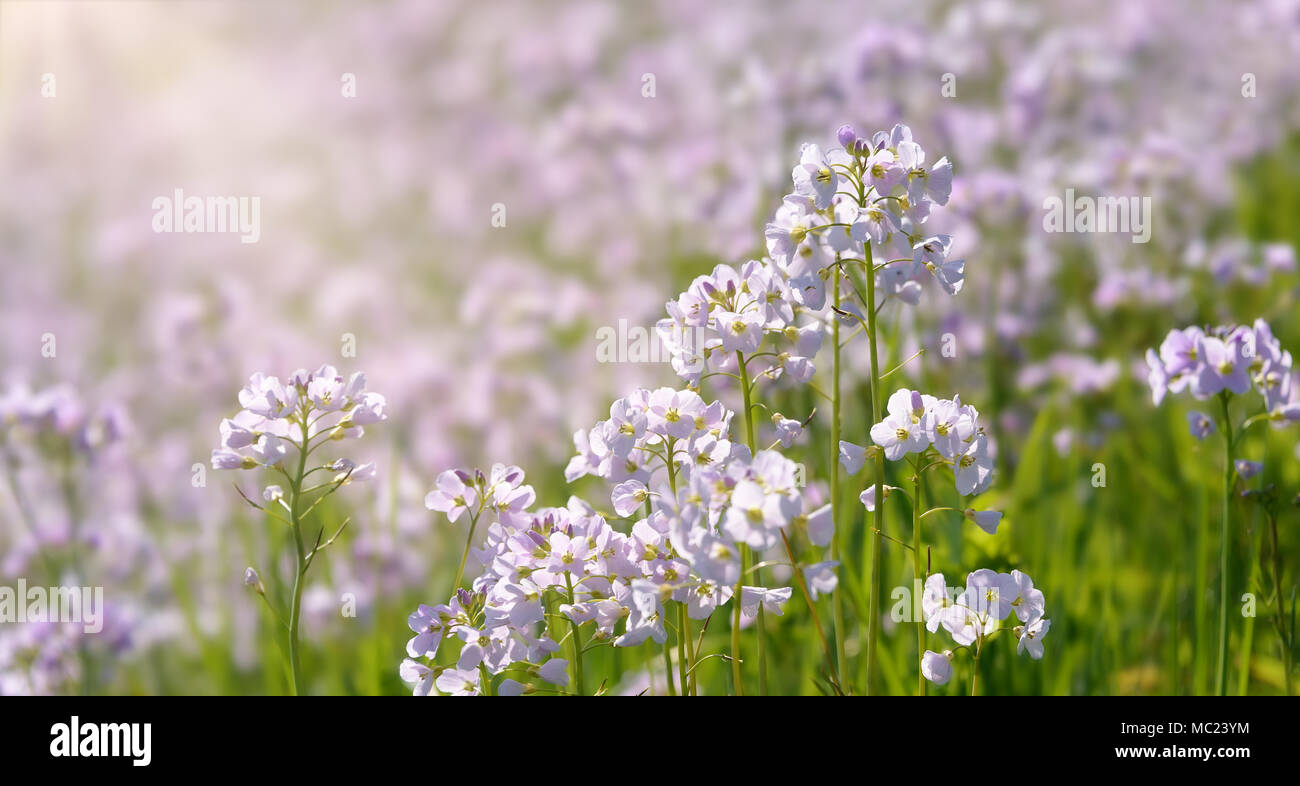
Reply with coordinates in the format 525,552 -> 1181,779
0,697 -> 1286,774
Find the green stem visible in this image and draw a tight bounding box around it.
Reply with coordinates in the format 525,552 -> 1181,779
565,573 -> 585,696
731,351 -> 758,696
971,640 -> 982,697
1216,393 -> 1232,697
676,603 -> 689,696
287,413 -> 311,696
663,634 -> 677,696
684,608 -> 698,696
863,240 -> 885,696
913,466 -> 925,696
830,254 -> 848,680
450,512 -> 480,594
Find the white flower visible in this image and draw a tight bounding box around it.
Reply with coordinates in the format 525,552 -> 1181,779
1016,616 -> 1051,659
943,591 -> 998,646
802,503 -> 833,548
791,143 -> 837,209
921,650 -> 953,685
966,569 -> 1013,621
434,667 -> 480,696
954,434 -> 994,495
963,508 -> 1002,535
839,440 -> 867,474
611,479 -> 649,517
1004,570 -> 1046,623
740,586 -> 793,622
804,562 -> 839,601
922,573 -> 954,633
399,659 -> 435,696
722,480 -> 785,550
537,658 -> 569,687
926,396 -> 977,459
870,389 -> 930,460
859,484 -> 900,513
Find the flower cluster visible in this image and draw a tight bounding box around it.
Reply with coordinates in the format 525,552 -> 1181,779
425,463 -> 535,523
1146,320 -> 1300,441
0,621 -> 82,696
654,261 -> 825,387
401,585 -> 567,697
211,364 -> 387,483
405,381 -> 835,694
401,125 -> 1006,696
566,387 -> 830,606
408,465 -> 599,696
1146,320 -> 1295,411
767,123 -> 959,303
844,387 -> 1000,533
213,365 -> 386,695
1146,318 -> 1299,696
0,383 -> 129,455
564,387 -> 738,485
649,446 -> 831,592
919,569 -> 1050,686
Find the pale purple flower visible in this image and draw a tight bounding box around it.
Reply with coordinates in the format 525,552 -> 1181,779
964,508 -> 1003,535
921,650 -> 953,686
611,479 -> 649,517
772,413 -> 803,448
802,503 -> 833,548
211,449 -> 251,470
1191,333 -> 1251,397
497,679 -> 527,697
943,592 -> 999,646
723,480 -> 785,550
1158,326 -> 1203,377
926,395 -> 976,459
1145,349 -> 1170,406
859,484 -> 899,512
714,309 -> 764,354
804,561 -> 839,601
954,434 -> 994,495
249,434 -> 288,467
1234,459 -> 1263,479
922,574 -> 955,634
399,659 -> 435,696
870,409 -> 928,461
347,392 -> 388,425
1187,411 -> 1215,440
965,568 -> 1013,621
791,143 -> 837,209
406,602 -> 457,659
911,235 -> 964,296
219,410 -> 264,449
1003,570 -> 1046,623
839,440 -> 866,474
425,469 -> 478,522
536,658 -> 569,687
740,586 -> 793,622
434,668 -> 480,696
1016,617 -> 1051,660
864,147 -> 902,193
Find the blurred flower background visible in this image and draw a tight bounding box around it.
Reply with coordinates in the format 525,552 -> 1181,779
1,0 -> 1298,695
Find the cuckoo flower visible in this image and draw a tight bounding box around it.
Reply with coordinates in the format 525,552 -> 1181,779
216,365 -> 386,695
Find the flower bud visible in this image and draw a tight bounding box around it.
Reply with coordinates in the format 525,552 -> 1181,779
836,123 -> 858,149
